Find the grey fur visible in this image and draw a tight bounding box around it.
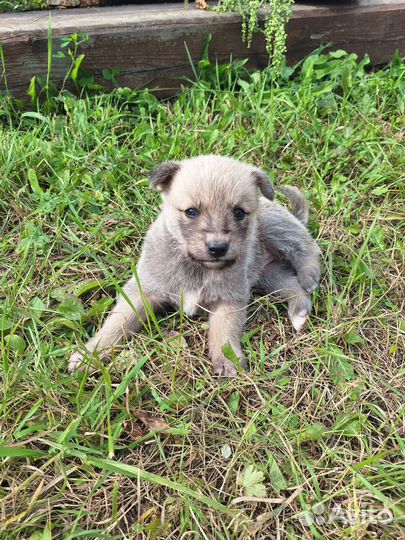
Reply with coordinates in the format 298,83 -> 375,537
253,169 -> 275,201
149,161 -> 180,191
68,155 -> 321,376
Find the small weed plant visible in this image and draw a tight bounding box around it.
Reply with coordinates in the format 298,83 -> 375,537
216,0 -> 294,73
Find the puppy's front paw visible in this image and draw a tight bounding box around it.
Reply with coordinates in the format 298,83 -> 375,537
68,351 -> 86,373
297,267 -> 320,293
212,356 -> 246,377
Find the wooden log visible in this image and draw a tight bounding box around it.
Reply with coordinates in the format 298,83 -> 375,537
0,0 -> 404,98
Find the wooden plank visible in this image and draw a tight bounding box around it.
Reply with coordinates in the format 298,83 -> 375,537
0,1 -> 404,98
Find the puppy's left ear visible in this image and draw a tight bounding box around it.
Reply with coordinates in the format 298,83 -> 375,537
149,161 -> 180,192
252,168 -> 275,200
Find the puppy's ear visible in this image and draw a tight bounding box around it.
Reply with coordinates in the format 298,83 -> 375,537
253,168 -> 275,200
149,161 -> 180,192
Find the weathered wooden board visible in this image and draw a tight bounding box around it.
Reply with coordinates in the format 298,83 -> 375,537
0,0 -> 404,98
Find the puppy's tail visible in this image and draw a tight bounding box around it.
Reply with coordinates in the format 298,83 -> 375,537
279,185 -> 309,225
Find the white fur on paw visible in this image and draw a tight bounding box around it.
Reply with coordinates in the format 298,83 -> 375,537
291,310 -> 309,332
213,358 -> 238,378
68,351 -> 85,373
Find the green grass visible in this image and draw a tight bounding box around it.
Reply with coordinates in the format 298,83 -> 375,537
0,0 -> 44,13
1,49 -> 405,539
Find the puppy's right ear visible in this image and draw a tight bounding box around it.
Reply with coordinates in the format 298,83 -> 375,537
149,161 -> 180,192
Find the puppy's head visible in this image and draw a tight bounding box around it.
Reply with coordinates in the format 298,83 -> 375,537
149,155 -> 274,269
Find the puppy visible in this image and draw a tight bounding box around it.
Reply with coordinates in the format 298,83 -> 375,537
68,155 -> 320,376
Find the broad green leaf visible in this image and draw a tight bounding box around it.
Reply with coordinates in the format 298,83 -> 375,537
28,168 -> 44,199
221,343 -> 243,371
50,287 -> 68,302
332,413 -> 366,436
343,331 -> 365,346
330,49 -> 348,58
27,76 -> 37,102
0,317 -> 13,331
227,391 -> 240,415
5,334 -> 26,354
30,297 -> 46,317
243,422 -> 257,441
47,317 -> 80,331
71,53 -> 85,82
267,453 -> 287,491
74,279 -> 105,297
328,346 -> 355,383
237,79 -> 251,92
57,298 -> 85,321
102,69 -> 113,81
369,225 -> 385,246
296,423 -> 327,444
371,185 -> 389,196
241,464 -> 266,497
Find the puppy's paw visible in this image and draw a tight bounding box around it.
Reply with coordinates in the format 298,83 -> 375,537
212,356 -> 246,377
289,295 -> 312,333
291,309 -> 309,332
68,351 -> 86,373
297,267 -> 320,293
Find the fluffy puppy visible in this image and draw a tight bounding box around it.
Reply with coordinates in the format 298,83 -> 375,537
68,155 -> 320,376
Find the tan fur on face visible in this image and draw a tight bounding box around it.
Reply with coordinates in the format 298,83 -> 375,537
68,155 -> 321,377
162,156 -> 259,267
164,156 -> 259,212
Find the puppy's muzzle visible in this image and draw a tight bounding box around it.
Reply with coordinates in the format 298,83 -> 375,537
206,241 -> 229,259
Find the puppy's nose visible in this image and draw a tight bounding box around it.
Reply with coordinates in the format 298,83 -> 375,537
207,241 -> 229,258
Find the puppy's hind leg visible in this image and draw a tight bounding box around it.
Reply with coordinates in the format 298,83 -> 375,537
68,276 -> 159,372
258,202 -> 321,294
258,262 -> 312,332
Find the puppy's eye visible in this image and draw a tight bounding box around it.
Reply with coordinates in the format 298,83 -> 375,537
185,208 -> 199,218
233,207 -> 246,221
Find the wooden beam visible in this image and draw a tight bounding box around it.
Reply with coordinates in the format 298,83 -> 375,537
1,1 -> 404,98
